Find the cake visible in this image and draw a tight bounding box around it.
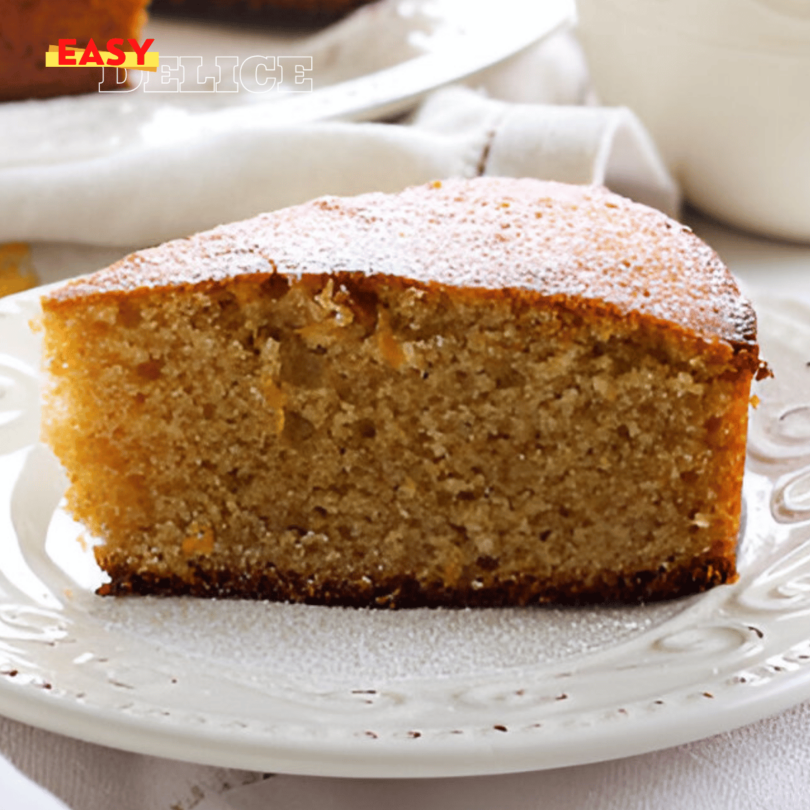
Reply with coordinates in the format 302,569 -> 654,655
39,178 -> 767,608
0,243 -> 39,298
0,0 -> 149,101
149,0 -> 374,22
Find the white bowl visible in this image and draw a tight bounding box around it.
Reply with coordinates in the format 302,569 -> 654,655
576,0 -> 810,242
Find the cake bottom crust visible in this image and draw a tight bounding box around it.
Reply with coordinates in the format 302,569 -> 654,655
97,555 -> 738,608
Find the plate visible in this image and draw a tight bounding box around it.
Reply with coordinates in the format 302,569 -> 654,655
0,0 -> 574,171
0,287 -> 809,778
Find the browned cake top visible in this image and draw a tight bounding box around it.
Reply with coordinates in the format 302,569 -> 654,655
45,177 -> 758,354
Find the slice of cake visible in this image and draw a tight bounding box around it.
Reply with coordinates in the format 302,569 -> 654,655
39,178 -> 766,607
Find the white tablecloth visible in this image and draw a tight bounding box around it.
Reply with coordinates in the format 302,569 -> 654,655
4,696 -> 810,810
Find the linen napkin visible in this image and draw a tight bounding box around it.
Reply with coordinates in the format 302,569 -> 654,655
0,85 -> 677,248
0,742 -> 70,810
0,16 -> 677,250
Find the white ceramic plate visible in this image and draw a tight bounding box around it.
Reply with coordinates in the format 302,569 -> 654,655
0,287 -> 809,778
0,0 -> 574,171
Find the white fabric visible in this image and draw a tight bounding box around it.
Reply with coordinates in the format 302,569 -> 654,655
0,739 -> 70,810
4,700 -> 810,810
0,27 -> 677,248
0,85 -> 677,247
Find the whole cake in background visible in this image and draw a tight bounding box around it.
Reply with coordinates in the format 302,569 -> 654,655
39,178 -> 768,608
0,0 -> 150,101
1,0 -> 373,101
150,0 -> 375,22
0,243 -> 39,298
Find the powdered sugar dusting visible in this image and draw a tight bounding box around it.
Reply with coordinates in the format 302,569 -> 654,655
84,595 -> 684,686
45,178 -> 757,353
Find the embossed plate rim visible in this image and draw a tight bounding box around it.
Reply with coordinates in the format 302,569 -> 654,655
0,285 -> 808,777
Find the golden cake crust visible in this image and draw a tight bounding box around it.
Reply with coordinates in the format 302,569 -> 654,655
45,179 -> 761,375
